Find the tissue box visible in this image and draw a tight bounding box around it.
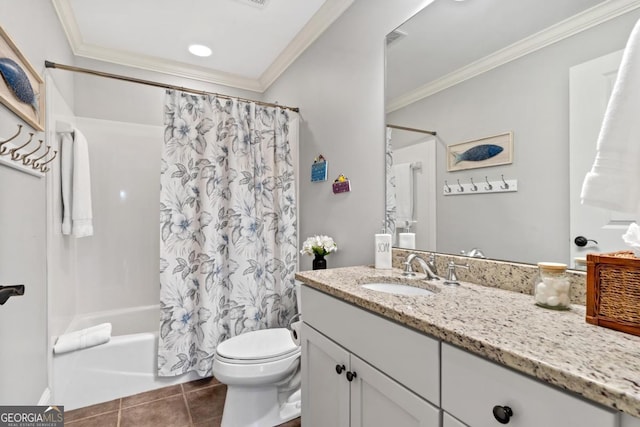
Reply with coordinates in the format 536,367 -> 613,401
586,251 -> 640,337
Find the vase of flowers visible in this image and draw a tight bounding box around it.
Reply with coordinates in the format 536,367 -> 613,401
301,235 -> 337,270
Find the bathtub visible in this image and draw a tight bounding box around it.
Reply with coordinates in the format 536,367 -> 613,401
52,304 -> 201,410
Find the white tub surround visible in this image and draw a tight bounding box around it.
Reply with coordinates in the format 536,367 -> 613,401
52,305 -> 200,410
295,265 -> 640,419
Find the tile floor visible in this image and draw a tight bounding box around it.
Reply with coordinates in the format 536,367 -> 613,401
65,376 -> 301,427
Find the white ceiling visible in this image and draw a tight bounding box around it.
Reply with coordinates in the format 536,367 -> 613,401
386,0 -> 640,111
52,0 -> 354,92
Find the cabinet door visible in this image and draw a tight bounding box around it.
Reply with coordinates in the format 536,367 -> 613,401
302,323 -> 350,427
350,355 -> 440,427
441,343 -> 618,427
443,412 -> 468,427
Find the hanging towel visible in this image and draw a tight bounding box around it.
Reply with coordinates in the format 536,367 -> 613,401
53,323 -> 112,354
60,132 -> 73,235
392,162 -> 413,227
60,128 -> 94,237
581,18 -> 640,214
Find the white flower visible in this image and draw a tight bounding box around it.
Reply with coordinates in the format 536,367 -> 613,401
300,235 -> 337,256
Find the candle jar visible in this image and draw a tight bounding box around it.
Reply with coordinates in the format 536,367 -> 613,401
533,262 -> 571,310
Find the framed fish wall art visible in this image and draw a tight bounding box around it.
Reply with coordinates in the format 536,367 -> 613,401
447,131 -> 513,172
0,26 -> 44,131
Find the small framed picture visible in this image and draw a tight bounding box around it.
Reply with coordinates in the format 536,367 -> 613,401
0,26 -> 45,131
447,132 -> 513,172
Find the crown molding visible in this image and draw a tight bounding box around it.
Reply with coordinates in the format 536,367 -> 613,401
259,0 -> 354,89
387,0 -> 640,113
52,0 -> 353,93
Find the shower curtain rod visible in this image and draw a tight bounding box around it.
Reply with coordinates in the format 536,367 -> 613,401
44,61 -> 300,113
387,124 -> 437,136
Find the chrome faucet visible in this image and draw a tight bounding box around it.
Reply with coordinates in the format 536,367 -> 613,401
461,248 -> 486,258
403,253 -> 439,281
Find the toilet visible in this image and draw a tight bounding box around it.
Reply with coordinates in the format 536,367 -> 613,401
212,283 -> 302,427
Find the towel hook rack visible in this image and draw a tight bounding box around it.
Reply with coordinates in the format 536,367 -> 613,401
457,179 -> 464,193
31,146 -> 52,168
444,180 -> 452,194
9,133 -> 35,160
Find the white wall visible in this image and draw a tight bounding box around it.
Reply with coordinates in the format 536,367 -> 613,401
387,8 -> 640,264
0,0 -> 75,404
266,0 -> 433,270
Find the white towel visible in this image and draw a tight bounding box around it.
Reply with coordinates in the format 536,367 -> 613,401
581,18 -> 640,215
60,128 -> 94,237
53,323 -> 112,354
392,163 -> 413,227
60,133 -> 73,235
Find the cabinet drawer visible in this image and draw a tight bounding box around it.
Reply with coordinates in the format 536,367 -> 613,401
441,343 -> 618,427
302,286 -> 440,405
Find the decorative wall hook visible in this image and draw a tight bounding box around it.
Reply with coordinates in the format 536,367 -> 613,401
500,174 -> 509,190
457,179 -> 464,192
21,139 -> 43,165
35,150 -> 57,172
444,180 -> 452,193
484,176 -> 493,191
0,124 -> 22,154
9,133 -> 35,160
470,177 -> 478,192
31,146 -> 51,168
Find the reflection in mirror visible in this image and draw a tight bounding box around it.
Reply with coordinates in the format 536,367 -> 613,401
385,0 -> 640,266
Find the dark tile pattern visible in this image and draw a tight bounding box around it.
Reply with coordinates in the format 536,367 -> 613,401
65,377 -> 301,427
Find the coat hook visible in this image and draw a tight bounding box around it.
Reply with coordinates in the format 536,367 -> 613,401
470,177 -> 478,192
500,174 -> 509,190
0,124 -> 23,154
484,176 -> 493,191
0,126 -> 25,155
444,180 -> 452,193
31,146 -> 51,168
21,139 -> 44,165
457,179 -> 464,192
37,150 -> 58,172
9,133 -> 34,160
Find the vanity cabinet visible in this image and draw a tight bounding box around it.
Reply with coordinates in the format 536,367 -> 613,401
301,286 -> 440,427
441,343 -> 619,427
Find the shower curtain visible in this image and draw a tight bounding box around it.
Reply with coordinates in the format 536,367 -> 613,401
158,90 -> 298,377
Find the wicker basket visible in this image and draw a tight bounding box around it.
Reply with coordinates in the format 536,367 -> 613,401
586,251 -> 640,336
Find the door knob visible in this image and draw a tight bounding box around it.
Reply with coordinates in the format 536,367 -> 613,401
574,236 -> 598,247
492,405 -> 513,424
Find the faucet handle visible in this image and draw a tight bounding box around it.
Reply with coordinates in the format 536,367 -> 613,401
444,261 -> 469,286
402,261 -> 416,277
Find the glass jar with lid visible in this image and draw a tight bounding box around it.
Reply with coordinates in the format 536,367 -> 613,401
533,262 -> 571,310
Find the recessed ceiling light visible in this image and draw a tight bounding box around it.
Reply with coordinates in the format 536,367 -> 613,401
188,44 -> 212,57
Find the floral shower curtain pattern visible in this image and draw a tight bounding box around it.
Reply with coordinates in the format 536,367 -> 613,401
158,91 -> 298,377
385,127 -> 397,237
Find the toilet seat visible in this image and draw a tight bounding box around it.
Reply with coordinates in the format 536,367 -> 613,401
216,327 -> 298,364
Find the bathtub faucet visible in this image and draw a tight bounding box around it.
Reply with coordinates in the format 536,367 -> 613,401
0,284 -> 25,305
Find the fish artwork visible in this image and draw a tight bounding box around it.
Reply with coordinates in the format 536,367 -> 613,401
0,57 -> 38,118
452,144 -> 503,164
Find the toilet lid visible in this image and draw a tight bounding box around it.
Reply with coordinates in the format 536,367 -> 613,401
216,328 -> 298,361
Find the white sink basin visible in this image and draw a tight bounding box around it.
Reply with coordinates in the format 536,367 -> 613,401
361,283 -> 435,296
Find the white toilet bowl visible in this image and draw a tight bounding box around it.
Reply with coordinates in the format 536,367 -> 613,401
212,327 -> 302,427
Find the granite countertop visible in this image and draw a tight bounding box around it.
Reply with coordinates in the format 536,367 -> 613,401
295,265 -> 640,418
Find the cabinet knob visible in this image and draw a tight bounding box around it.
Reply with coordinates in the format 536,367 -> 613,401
492,405 -> 513,424
346,371 -> 357,382
335,364 -> 346,375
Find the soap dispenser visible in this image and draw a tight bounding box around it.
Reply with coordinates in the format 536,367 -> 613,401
375,223 -> 392,270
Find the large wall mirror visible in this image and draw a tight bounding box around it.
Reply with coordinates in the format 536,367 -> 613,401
385,0 -> 640,266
